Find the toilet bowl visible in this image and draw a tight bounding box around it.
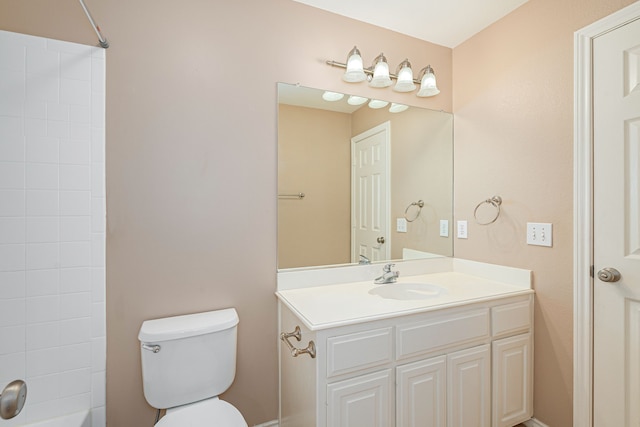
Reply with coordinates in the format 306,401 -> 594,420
155,397 -> 246,427
138,308 -> 247,426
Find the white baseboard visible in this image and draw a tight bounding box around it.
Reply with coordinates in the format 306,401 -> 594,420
253,421 -> 278,427
523,418 -> 550,427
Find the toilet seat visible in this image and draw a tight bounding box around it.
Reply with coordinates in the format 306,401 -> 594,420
156,397 -> 247,427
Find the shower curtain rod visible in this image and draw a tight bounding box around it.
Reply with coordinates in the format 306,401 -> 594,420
78,0 -> 109,48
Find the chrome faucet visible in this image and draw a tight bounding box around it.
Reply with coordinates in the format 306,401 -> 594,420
374,263 -> 399,284
359,255 -> 371,265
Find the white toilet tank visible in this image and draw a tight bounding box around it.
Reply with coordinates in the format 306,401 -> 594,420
138,308 -> 239,409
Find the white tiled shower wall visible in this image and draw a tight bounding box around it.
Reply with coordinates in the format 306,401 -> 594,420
0,31 -> 105,426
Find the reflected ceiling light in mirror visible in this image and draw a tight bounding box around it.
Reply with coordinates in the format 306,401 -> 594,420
347,95 -> 368,105
417,65 -> 440,97
322,91 -> 345,101
342,46 -> 367,83
326,47 -> 440,98
369,53 -> 392,88
393,59 -> 416,92
368,99 -> 389,109
389,103 -> 409,113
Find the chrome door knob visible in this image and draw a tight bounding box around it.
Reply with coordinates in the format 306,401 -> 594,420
377,237 -> 385,244
597,267 -> 621,283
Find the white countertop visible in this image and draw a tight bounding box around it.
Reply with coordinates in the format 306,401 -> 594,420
277,270 -> 533,331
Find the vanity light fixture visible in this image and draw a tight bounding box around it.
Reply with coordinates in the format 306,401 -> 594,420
417,65 -> 440,97
389,103 -> 409,113
368,99 -> 389,109
326,46 -> 440,97
369,54 -> 392,88
322,91 -> 345,101
318,92 -> 409,113
347,95 -> 368,105
342,46 -> 367,83
393,59 -> 416,92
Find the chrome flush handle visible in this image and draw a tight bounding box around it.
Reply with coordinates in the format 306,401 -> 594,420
142,344 -> 161,353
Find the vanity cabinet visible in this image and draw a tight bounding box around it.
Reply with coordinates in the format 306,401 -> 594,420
279,294 -> 533,427
492,333 -> 533,427
327,369 -> 394,427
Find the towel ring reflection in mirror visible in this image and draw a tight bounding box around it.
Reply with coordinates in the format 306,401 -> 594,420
474,196 -> 502,225
404,200 -> 424,222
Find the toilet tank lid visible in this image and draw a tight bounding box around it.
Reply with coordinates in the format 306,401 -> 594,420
138,308 -> 239,343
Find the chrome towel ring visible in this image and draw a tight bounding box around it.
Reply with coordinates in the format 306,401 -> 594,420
404,200 -> 424,222
474,196 -> 502,225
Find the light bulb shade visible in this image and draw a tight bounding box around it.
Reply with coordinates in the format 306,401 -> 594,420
347,95 -> 368,105
322,91 -> 345,101
393,59 -> 416,92
389,103 -> 409,113
368,99 -> 389,109
417,65 -> 440,97
343,46 -> 367,83
369,54 -> 392,88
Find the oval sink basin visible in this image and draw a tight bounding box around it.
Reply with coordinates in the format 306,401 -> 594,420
369,282 -> 445,300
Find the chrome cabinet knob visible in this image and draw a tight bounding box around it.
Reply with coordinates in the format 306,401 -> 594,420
597,267 -> 621,283
377,237 -> 385,244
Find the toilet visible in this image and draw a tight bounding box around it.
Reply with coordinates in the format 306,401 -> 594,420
138,308 -> 248,426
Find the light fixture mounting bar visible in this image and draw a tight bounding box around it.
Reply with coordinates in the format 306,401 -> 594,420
326,60 -> 422,85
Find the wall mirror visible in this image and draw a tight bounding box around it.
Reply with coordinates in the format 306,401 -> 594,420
277,82 -> 453,270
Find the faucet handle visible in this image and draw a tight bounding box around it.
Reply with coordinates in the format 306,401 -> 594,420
383,263 -> 395,273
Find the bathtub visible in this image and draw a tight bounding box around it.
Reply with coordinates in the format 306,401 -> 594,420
22,410 -> 90,427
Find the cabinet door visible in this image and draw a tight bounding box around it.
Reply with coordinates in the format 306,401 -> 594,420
492,333 -> 532,427
327,369 -> 393,427
397,356 -> 447,427
447,344 -> 491,427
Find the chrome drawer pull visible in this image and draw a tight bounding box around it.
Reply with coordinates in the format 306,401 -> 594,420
280,326 -> 316,358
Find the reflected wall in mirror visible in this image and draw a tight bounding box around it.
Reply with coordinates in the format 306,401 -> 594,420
277,83 -> 453,270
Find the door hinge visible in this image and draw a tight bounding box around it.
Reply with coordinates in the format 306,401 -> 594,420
590,265 -> 595,278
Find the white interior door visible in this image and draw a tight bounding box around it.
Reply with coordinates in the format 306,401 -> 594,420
593,16 -> 640,427
351,122 -> 390,263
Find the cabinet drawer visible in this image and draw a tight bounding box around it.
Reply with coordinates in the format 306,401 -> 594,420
327,327 -> 393,378
396,309 -> 490,360
491,300 -> 531,338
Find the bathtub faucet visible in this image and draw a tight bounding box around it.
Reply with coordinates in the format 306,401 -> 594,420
374,263 -> 399,284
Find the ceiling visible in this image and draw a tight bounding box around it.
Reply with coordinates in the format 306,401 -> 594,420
292,0 -> 529,48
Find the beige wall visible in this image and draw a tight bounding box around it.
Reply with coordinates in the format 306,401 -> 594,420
279,103 -> 453,269
5,0 -> 632,425
453,0 -> 635,426
278,105 -> 352,268
0,1 -> 452,425
352,107 -> 454,259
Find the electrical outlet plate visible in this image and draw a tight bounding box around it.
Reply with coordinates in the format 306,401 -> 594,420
527,222 -> 552,247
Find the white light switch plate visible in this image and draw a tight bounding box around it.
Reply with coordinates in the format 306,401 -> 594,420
439,220 -> 449,237
527,222 -> 552,247
457,220 -> 468,239
397,218 -> 407,233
